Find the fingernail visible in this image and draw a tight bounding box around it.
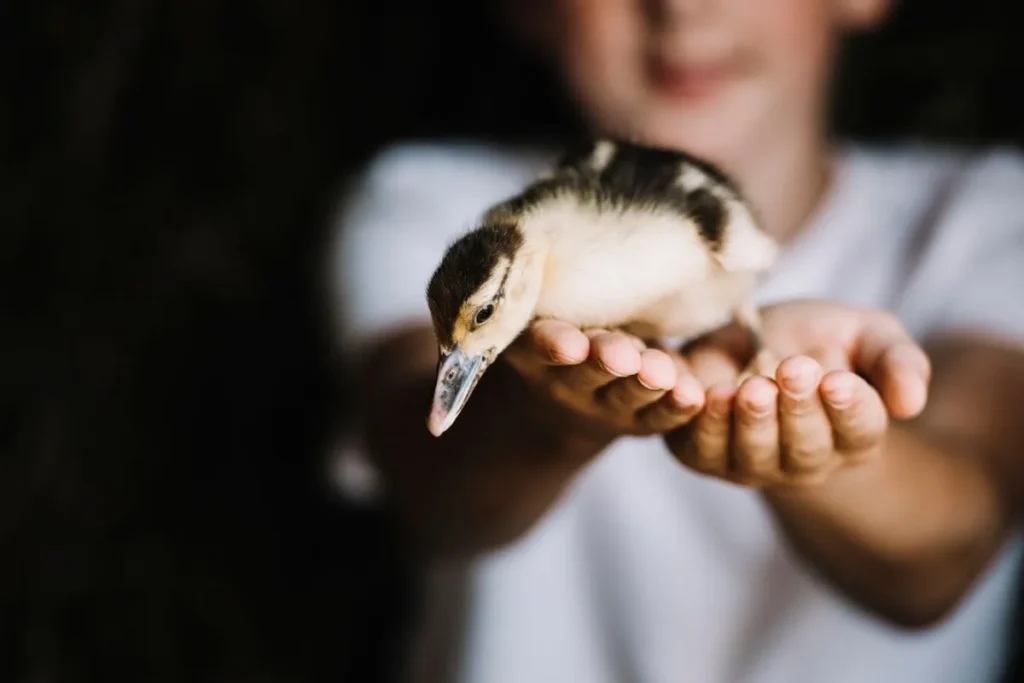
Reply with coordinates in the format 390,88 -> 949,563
672,394 -> 698,413
552,349 -> 586,364
743,396 -> 774,418
825,374 -> 856,407
638,375 -> 658,390
597,360 -> 630,377
672,378 -> 703,412
780,358 -> 818,397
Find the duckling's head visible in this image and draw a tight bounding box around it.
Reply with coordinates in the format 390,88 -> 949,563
425,221 -> 546,436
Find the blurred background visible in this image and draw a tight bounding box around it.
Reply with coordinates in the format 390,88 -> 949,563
1,0 -> 1022,682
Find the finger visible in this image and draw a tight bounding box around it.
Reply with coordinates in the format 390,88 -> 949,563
660,345 -> 693,378
558,331 -> 643,392
669,383 -> 734,478
804,345 -> 851,373
739,348 -> 781,383
508,318 -> 589,366
590,331 -> 645,376
583,327 -> 647,352
852,315 -> 931,419
639,369 -> 705,432
731,375 -> 780,483
874,343 -> 930,419
683,343 -> 741,389
819,370 -> 888,457
687,321 -> 757,362
600,348 -> 676,411
775,355 -> 836,480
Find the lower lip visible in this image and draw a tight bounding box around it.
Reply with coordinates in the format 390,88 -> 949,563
649,60 -> 738,100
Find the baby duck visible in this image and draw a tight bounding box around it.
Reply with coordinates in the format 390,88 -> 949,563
425,138 -> 780,437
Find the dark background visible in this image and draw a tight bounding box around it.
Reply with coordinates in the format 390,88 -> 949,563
1,1 -> 1022,682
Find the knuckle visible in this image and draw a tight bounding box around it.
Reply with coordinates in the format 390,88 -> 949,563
600,394 -> 625,413
837,430 -> 882,454
736,446 -> 776,472
548,377 -> 593,406
859,411 -> 888,439
836,406 -> 886,445
843,447 -> 881,466
600,387 -> 633,412
834,403 -> 871,436
736,406 -> 772,428
702,422 -> 732,444
781,399 -> 817,418
690,444 -> 725,473
785,443 -> 829,469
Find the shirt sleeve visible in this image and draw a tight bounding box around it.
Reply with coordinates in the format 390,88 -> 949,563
912,148 -> 1024,346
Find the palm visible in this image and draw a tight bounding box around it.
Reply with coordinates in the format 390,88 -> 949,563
690,298 -> 929,420
761,300 -> 869,365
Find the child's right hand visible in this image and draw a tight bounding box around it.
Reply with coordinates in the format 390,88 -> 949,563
359,320 -> 707,558
501,319 -> 707,438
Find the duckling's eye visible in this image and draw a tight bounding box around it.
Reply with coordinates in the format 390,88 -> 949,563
474,304 -> 495,326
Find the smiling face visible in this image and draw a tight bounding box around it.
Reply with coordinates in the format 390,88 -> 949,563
503,0 -> 889,170
425,223 -> 546,436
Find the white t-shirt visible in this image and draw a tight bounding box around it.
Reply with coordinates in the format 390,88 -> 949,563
330,140 -> 1024,683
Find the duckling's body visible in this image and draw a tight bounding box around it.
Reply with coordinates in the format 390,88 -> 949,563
425,138 -> 780,436
529,204 -> 764,341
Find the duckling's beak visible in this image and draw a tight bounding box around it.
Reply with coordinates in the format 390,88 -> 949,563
427,345 -> 485,437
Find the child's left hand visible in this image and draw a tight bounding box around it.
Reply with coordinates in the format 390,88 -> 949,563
664,300 -> 932,489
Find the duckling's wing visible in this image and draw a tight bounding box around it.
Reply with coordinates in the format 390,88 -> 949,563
556,138 -> 780,274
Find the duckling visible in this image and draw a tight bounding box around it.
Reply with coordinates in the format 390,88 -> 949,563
425,138 -> 781,437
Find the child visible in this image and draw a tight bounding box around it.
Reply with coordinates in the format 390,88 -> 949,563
332,1 -> 1024,681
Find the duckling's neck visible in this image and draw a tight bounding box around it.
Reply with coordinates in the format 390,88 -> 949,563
504,221 -> 549,309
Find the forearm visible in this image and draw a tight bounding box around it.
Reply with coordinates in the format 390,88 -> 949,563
358,327 -> 610,560
763,425 -> 1011,627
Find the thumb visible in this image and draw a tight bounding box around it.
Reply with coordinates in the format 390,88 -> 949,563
680,323 -> 749,389
853,315 -> 931,419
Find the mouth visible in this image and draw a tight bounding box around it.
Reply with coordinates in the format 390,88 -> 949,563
647,54 -> 743,100
426,345 -> 489,437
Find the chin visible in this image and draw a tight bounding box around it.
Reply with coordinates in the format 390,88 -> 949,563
622,103 -> 762,167
624,119 -> 729,162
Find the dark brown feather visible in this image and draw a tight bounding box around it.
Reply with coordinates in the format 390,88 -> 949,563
426,224 -> 523,347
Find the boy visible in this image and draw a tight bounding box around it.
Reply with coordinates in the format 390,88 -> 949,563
333,1 -> 1024,681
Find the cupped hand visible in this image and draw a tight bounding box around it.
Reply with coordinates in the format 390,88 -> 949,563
665,300 -> 931,488
501,319 -> 706,437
